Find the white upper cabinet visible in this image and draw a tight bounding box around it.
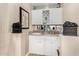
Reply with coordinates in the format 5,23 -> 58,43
32,10 -> 43,24
49,8 -> 63,24
32,8 -> 63,25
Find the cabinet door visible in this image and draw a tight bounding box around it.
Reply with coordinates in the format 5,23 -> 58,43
29,35 -> 44,55
32,10 -> 43,24
44,36 -> 58,56
43,38 -> 52,56
49,8 -> 63,24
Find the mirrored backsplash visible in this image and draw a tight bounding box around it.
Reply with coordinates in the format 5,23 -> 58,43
32,24 -> 63,34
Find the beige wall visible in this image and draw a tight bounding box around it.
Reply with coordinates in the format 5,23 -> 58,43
62,3 -> 79,56
0,3 -> 31,56
61,36 -> 79,56
0,3 -> 10,55
63,3 -> 79,23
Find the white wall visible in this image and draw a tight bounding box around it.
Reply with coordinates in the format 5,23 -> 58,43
0,3 -> 31,56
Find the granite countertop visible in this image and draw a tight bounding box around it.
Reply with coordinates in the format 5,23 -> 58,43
29,31 -> 61,36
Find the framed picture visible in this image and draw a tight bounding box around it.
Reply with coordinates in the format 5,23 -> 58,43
19,7 -> 29,29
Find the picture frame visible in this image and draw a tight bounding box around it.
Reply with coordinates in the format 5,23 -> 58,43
19,6 -> 29,29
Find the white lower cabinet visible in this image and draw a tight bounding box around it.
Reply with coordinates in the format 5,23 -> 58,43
29,36 -> 44,55
44,37 -> 58,56
29,35 -> 60,56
